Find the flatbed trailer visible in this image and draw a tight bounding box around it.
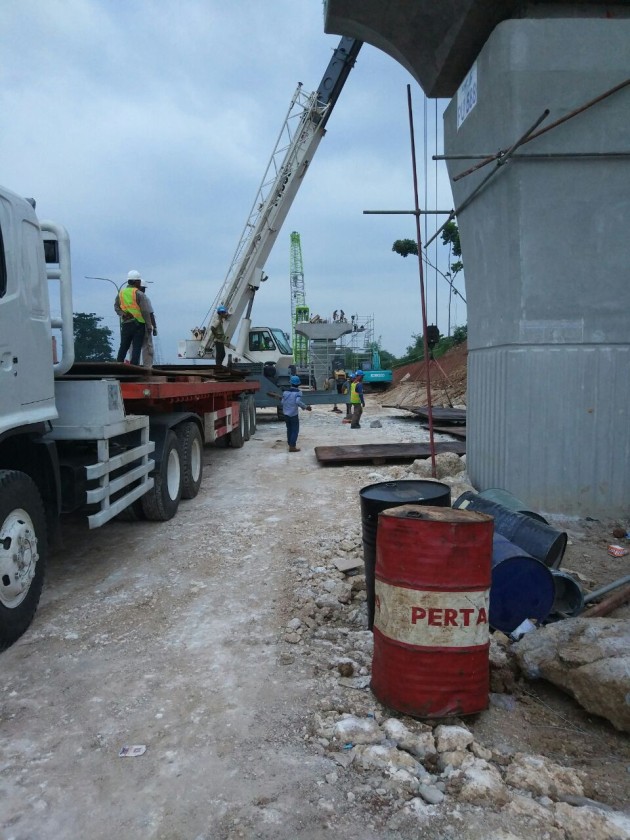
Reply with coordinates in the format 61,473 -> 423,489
51,361 -> 260,527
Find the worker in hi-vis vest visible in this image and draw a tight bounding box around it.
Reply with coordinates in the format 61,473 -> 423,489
114,270 -> 154,365
350,370 -> 365,429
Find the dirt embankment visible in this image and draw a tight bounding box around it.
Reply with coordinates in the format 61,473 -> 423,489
377,342 -> 468,408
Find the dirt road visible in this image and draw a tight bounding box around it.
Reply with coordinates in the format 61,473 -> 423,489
1,400 -> 628,840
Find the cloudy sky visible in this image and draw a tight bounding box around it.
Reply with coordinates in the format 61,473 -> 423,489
0,1 -> 465,361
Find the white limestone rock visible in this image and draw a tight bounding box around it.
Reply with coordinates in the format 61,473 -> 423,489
332,715 -> 384,746
505,753 -> 584,799
434,724 -> 474,753
451,758 -> 510,806
354,744 -> 423,777
381,718 -> 436,761
553,802 -> 630,840
513,617 -> 630,733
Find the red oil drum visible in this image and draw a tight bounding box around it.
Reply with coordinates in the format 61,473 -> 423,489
372,505 -> 493,718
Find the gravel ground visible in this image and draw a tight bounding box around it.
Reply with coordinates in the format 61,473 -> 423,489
1,397 -> 628,840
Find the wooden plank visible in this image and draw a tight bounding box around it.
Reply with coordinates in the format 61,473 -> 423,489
315,441 -> 466,465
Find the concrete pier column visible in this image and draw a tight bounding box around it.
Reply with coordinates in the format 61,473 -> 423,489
443,19 -> 630,516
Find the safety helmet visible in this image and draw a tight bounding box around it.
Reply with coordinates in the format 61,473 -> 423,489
127,270 -> 142,282
290,375 -> 301,386
217,305 -> 228,314
354,370 -> 364,377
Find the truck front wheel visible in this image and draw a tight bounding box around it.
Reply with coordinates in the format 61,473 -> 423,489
141,431 -> 183,521
0,470 -> 47,651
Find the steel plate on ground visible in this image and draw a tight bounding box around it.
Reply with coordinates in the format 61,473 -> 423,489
314,441 -> 466,465
422,424 -> 467,439
383,406 -> 466,424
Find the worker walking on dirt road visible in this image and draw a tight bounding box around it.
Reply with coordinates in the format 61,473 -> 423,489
115,270 -> 154,366
350,370 -> 365,429
282,375 -> 312,452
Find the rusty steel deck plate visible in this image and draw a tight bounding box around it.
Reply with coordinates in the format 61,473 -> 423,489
315,441 -> 466,465
422,424 -> 467,439
384,405 -> 466,424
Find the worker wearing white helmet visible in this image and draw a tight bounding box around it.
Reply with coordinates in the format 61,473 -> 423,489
114,270 -> 154,365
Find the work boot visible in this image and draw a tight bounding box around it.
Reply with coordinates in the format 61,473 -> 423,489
289,446 -> 301,452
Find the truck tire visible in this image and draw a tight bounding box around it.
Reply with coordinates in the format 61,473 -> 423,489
229,405 -> 245,448
240,396 -> 251,442
141,431 -> 183,521
248,395 -> 257,434
0,470 -> 47,651
176,421 -> 203,500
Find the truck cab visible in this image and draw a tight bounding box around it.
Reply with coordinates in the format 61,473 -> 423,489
0,186 -> 61,438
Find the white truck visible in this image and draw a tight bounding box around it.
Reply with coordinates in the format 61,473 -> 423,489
0,188 -> 259,651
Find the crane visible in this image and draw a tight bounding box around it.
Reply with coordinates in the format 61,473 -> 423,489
179,36 -> 362,369
289,231 -> 309,368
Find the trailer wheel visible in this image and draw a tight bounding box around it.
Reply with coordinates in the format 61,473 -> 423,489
176,421 -> 203,500
0,470 -> 47,651
141,431 -> 182,521
229,405 -> 245,448
240,396 -> 251,442
248,395 -> 257,434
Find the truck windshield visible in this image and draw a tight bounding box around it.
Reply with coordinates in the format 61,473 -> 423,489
271,329 -> 292,356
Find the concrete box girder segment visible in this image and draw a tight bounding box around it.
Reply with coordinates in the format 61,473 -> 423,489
295,322 -> 353,341
324,0 -> 520,97
324,1 -> 627,98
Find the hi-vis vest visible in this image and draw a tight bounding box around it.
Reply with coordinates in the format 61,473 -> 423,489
350,381 -> 362,404
118,287 -> 145,323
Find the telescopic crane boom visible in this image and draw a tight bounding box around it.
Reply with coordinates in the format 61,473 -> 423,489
186,37 -> 362,361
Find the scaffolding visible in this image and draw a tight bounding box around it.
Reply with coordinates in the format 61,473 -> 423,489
298,313 -> 377,388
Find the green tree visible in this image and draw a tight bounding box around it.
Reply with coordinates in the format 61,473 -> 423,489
440,219 -> 463,276
73,312 -> 115,361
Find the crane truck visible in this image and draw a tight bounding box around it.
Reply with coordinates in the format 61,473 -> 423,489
0,188 -> 259,651
177,37 -> 362,407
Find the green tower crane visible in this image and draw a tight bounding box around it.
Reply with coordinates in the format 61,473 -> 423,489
289,231 -> 310,367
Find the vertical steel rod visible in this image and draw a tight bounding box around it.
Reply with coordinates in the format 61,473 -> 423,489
406,84 -> 437,477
